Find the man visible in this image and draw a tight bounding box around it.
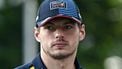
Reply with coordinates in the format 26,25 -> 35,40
15,0 -> 85,69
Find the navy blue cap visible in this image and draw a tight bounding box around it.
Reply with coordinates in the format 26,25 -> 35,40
36,0 -> 82,27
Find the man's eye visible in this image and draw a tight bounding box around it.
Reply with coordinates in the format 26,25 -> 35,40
45,25 -> 55,30
64,25 -> 73,30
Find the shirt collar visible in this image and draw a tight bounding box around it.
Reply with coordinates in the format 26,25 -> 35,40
32,54 -> 83,69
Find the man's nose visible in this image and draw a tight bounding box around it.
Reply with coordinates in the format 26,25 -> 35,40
55,29 -> 64,39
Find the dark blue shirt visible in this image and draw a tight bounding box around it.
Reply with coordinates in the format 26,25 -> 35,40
15,54 -> 82,69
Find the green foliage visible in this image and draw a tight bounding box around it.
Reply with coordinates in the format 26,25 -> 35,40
76,0 -> 122,69
0,4 -> 22,69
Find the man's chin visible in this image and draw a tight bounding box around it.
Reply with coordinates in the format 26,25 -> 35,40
49,52 -> 74,60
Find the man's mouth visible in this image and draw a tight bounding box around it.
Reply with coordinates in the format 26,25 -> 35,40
52,42 -> 68,49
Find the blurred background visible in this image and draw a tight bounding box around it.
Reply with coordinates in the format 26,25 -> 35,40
0,0 -> 122,69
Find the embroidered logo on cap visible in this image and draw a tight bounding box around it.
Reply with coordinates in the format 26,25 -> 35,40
36,16 -> 39,21
50,1 -> 66,10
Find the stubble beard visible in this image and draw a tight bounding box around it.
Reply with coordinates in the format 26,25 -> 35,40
49,49 -> 76,60
42,46 -> 77,60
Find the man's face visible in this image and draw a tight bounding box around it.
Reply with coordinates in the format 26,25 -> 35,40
34,18 -> 85,59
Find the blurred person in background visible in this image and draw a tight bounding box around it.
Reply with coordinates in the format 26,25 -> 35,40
15,0 -> 85,69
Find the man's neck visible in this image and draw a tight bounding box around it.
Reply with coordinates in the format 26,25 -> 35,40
41,51 -> 76,69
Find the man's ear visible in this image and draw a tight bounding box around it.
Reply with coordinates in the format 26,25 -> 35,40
34,27 -> 40,42
79,24 -> 86,41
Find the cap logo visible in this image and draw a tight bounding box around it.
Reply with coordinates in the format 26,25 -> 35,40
36,16 -> 39,21
50,1 -> 66,10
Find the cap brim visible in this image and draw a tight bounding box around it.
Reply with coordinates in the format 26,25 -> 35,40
37,15 -> 81,27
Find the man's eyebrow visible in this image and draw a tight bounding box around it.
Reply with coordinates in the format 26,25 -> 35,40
44,19 -> 76,26
44,21 -> 55,26
64,20 -> 76,25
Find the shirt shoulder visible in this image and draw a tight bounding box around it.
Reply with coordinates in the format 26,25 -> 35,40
14,54 -> 46,69
14,62 -> 33,69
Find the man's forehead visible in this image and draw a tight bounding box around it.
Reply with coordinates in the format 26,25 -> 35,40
47,18 -> 76,25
